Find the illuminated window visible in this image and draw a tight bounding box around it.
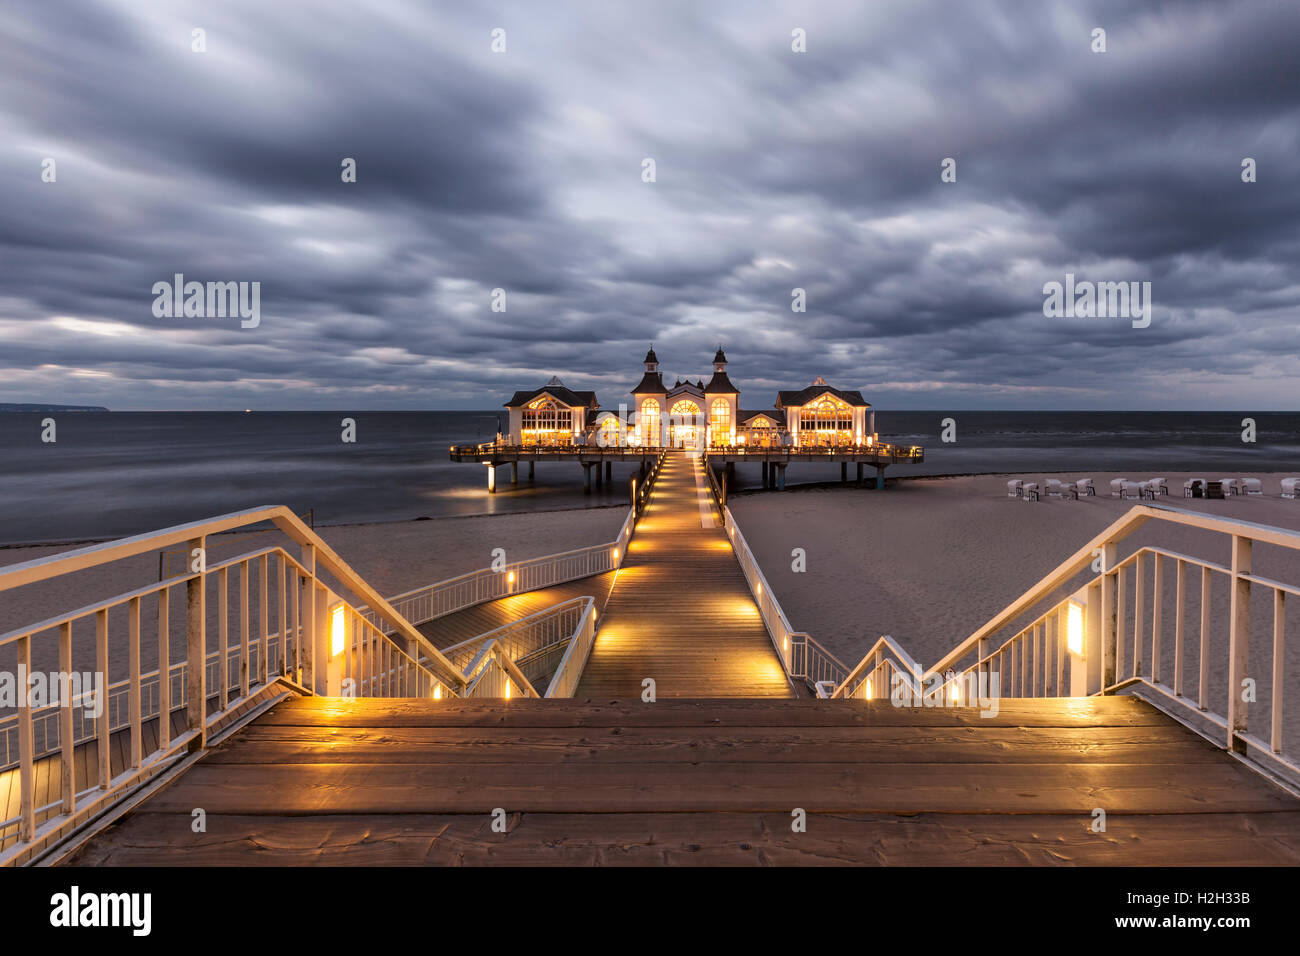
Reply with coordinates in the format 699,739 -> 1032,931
597,416 -> 621,447
640,399 -> 660,446
798,395 -> 853,446
522,397 -> 573,446
710,399 -> 731,444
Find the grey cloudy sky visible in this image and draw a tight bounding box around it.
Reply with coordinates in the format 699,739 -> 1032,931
2,0 -> 1297,410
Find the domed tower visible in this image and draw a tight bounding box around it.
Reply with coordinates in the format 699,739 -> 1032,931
704,345 -> 739,445
630,345 -> 667,446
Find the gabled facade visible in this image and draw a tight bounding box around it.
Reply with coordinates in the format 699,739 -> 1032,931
776,377 -> 874,448
504,376 -> 599,446
499,354 -> 877,449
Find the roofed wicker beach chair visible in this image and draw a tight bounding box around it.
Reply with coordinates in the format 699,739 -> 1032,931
1044,478 -> 1064,498
1283,478 -> 1300,499
1021,482 -> 1040,501
1121,481 -> 1143,500
1145,477 -> 1169,495
1075,477 -> 1096,496
1217,478 -> 1244,496
1007,479 -> 1024,498
1184,478 -> 1206,498
1110,478 -> 1130,497
1242,478 -> 1263,496
1206,480 -> 1226,500
1061,481 -> 1079,499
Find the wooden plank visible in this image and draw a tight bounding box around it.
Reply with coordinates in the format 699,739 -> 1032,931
62,810 -> 1300,867
254,695 -> 1174,729
575,453 -> 792,698
142,759 -> 1294,815
209,724 -> 1224,765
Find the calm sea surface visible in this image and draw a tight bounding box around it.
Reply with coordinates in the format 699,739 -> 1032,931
1,410 -> 1297,545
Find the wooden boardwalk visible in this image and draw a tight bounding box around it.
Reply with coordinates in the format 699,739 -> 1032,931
576,452 -> 792,698
64,695 -> 1300,865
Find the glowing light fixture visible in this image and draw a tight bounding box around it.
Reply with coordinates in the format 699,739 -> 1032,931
330,604 -> 346,657
1067,600 -> 1084,656
433,685 -> 442,700
504,678 -> 512,700
507,570 -> 515,584
863,683 -> 873,701
612,548 -> 619,562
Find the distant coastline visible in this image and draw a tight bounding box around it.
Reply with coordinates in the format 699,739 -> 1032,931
0,403 -> 109,412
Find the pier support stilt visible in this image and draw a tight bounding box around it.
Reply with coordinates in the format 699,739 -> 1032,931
595,462 -> 603,487
875,464 -> 886,490
605,461 -> 612,482
510,461 -> 518,485
856,462 -> 864,486
777,463 -> 787,491
528,460 -> 535,481
841,462 -> 848,483
726,461 -> 736,487
583,463 -> 592,495
486,464 -> 496,494
762,461 -> 769,488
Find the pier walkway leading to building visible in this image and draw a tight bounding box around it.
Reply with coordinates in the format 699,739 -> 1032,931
575,452 -> 793,698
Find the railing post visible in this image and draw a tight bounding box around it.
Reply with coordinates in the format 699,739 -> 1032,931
1227,535 -> 1252,752
1098,542 -> 1117,691
185,535 -> 207,750
17,634 -> 35,843
300,543 -> 317,692
1084,576 -> 1104,695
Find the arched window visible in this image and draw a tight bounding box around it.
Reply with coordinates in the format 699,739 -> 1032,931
522,397 -> 573,446
597,416 -> 621,447
798,395 -> 852,446
710,399 -> 731,444
670,399 -> 701,418
640,399 -> 660,446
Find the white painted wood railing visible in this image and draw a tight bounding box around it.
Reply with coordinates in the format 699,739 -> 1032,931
362,451 -> 665,631
829,635 -> 925,702
832,503 -> 1300,790
0,505 -> 501,865
719,502 -> 850,692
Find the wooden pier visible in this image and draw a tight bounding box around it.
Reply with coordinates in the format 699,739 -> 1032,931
449,441 -> 924,493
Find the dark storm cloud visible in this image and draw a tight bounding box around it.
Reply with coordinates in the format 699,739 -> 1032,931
0,0 -> 1298,411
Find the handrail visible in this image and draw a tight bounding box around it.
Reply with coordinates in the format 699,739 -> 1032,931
359,451 -> 664,631
0,506 -> 462,690
823,502 -> 1300,790
930,504 -> 1300,677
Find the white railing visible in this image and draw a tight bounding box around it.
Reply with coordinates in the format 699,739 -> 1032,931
439,597 -> 593,683
0,505 -> 475,866
361,452 -> 664,631
829,503 -> 1300,790
830,635 -> 924,702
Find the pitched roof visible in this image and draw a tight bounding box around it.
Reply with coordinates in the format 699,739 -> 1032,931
504,385 -> 598,408
738,408 -> 785,425
630,371 -> 666,394
775,384 -> 870,408
713,347 -> 727,364
645,347 -> 659,364
705,370 -> 738,393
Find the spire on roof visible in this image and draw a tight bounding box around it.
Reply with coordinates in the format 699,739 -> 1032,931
546,375 -> 566,387
812,375 -> 827,385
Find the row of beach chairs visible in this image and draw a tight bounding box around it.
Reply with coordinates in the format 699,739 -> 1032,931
1009,476 -> 1300,501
